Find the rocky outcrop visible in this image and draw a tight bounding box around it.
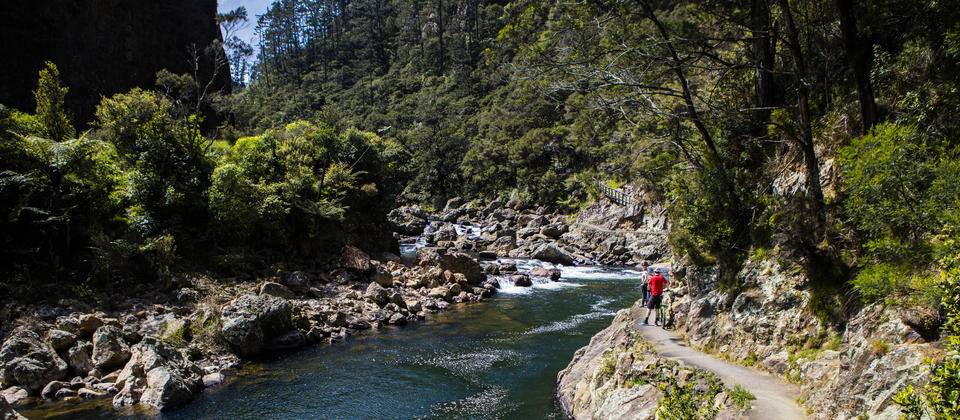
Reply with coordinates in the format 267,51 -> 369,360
0,0 -> 230,125
0,329 -> 67,392
670,257 -> 939,419
113,337 -> 203,411
557,305 -> 745,419
0,396 -> 26,420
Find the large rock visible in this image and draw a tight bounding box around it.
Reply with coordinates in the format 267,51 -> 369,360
91,326 -> 131,372
387,206 -> 428,235
113,336 -> 203,411
532,243 -> 575,266
47,330 -> 77,352
66,341 -> 93,377
416,247 -> 485,284
219,294 -> 294,357
529,267 -> 562,281
341,246 -> 372,273
259,282 -> 294,299
0,395 -> 26,420
0,329 -> 68,391
364,282 -> 390,305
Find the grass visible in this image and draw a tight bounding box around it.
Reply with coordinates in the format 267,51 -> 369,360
729,385 -> 756,410
741,352 -> 759,367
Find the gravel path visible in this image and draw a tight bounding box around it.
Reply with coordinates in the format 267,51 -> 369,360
637,323 -> 807,419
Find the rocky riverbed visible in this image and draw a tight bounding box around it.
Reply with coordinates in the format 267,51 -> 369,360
2,195 -> 669,418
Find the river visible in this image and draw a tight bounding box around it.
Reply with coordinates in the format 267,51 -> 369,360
24,261 -> 645,419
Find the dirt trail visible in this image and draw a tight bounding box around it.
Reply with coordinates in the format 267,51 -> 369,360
637,324 -> 806,420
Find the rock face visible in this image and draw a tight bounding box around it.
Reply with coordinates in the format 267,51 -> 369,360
557,305 -> 744,419
113,337 -> 203,411
0,329 -> 67,392
219,294 -> 294,357
670,257 -> 939,419
0,0 -> 230,125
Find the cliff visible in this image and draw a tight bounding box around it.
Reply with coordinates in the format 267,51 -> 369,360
0,0 -> 230,124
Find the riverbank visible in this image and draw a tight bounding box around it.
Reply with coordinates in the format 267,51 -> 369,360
3,196 -> 668,417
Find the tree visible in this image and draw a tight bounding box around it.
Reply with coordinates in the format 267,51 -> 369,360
33,62 -> 75,142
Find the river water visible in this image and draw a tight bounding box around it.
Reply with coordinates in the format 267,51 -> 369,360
26,261 -> 645,419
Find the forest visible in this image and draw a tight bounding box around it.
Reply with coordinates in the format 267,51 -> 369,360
1,0 -> 960,415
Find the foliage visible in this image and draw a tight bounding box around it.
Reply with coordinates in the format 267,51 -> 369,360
895,256 -> 960,419
728,385 -> 755,410
33,62 -> 75,142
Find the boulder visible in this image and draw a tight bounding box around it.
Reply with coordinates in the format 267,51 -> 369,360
341,245 -> 372,273
532,243 -> 575,266
0,329 -> 68,391
2,386 -> 28,407
266,330 -> 307,351
113,336 -> 203,411
364,282 -> 390,305
433,225 -> 459,242
219,294 -> 294,357
47,330 -> 77,352
428,287 -> 452,301
0,394 -> 26,419
517,227 -> 538,239
202,372 -> 224,387
259,282 -> 294,299
416,247 -> 485,284
67,341 -> 93,377
78,314 -> 104,334
41,380 -> 69,400
369,263 -> 394,287
512,274 -> 532,287
387,206 -> 428,235
529,267 -> 562,281
78,388 -> 107,399
540,224 -> 568,239
283,271 -> 311,292
478,251 -> 498,260
92,326 -> 131,372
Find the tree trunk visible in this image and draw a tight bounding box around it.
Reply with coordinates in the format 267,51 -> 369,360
777,0 -> 825,218
834,0 -> 878,133
751,0 -> 776,124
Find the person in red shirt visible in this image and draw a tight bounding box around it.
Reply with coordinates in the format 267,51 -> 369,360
639,268 -> 668,326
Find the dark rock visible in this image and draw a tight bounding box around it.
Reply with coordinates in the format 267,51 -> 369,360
364,282 -> 390,305
369,263 -> 394,287
478,251 -> 498,260
78,314 -> 104,334
41,381 -> 69,400
512,274 -> 532,287
0,329 -> 68,391
48,330 -> 77,352
0,393 -> 26,419
266,330 -> 307,351
78,388 -> 107,399
342,246 -> 372,273
387,206 -> 428,235
500,263 -> 517,273
54,387 -> 76,400
540,224 -> 568,239
284,271 -> 311,292
219,294 -> 293,357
